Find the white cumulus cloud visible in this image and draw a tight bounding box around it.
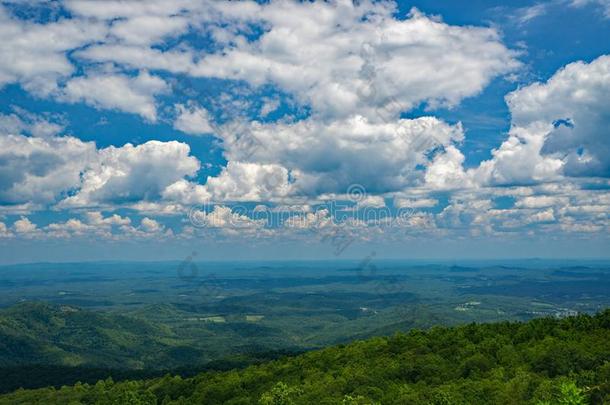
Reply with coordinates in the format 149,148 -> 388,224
473,55 -> 610,185
60,71 -> 168,122
174,102 -> 214,135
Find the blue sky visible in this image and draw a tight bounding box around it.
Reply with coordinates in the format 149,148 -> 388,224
0,0 -> 609,263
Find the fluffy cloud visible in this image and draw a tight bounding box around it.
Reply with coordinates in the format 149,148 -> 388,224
13,216 -> 38,236
4,182 -> 608,241
192,2 -> 520,122
515,195 -> 569,209
174,102 -> 214,135
1,1 -> 608,243
0,134 -> 96,205
165,2 -> 515,201
436,197 -> 493,231
84,211 -> 132,227
60,1 -> 519,125
525,208 -> 556,224
160,180 -> 211,206
60,140 -> 200,208
0,109 -> 64,138
65,0 -> 193,20
60,71 -> 168,121
212,116 -> 463,199
0,221 -> 10,238
41,0 -> 204,79
357,196 -> 386,208
7,212 -> 169,240
394,197 -> 438,208
392,211 -> 437,231
0,130 -> 201,209
473,123 -> 564,186
425,145 -> 471,189
513,56 -> 610,178
76,45 -> 194,75
46,218 -> 100,238
203,162 -> 291,202
139,217 -> 164,233
432,182 -> 610,236
0,5 -> 105,94
0,0 -> 520,207
0,3 -> 179,118
109,14 -> 189,46
474,55 -> 610,185
189,205 -> 265,230
283,209 -> 334,230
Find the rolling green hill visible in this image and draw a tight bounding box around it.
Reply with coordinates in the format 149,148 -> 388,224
0,302 -> 174,369
1,310 -> 608,404
0,302 -> 304,393
0,302 -> 305,371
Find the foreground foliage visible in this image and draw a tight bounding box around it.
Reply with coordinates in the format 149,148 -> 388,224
1,310 -> 608,404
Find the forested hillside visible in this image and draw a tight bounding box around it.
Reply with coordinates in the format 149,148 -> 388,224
0,302 -> 172,368
0,301 -> 308,370
0,302 -> 299,393
1,310 -> 608,404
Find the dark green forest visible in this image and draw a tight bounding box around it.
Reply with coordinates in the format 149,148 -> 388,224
1,310 -> 608,404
